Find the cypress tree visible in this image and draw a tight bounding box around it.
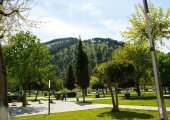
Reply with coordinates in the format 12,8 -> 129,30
75,38 -> 90,102
65,65 -> 76,91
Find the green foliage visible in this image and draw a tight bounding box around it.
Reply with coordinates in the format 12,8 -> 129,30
75,40 -> 90,89
3,31 -> 53,106
92,82 -> 105,90
4,31 -> 52,86
158,52 -> 170,93
8,94 -> 22,102
46,37 -> 123,79
65,65 -> 76,91
95,60 -> 135,83
93,59 -> 135,111
67,91 -> 77,97
75,39 -> 90,102
112,42 -> 151,96
44,92 -> 48,96
54,92 -> 62,100
122,2 -> 170,45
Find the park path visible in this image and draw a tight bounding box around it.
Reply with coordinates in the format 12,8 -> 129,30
9,98 -> 170,117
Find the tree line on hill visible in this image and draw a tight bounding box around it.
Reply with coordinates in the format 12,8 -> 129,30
45,37 -> 124,79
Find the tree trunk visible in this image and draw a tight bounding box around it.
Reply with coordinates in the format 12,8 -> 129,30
105,88 -> 107,94
168,87 -> 170,94
82,89 -> 85,102
115,83 -> 119,111
22,85 -> 27,107
136,83 -> 141,96
108,85 -> 117,112
0,43 -> 8,107
163,86 -> 166,94
85,88 -> 87,96
102,88 -> 105,98
35,90 -> 38,101
28,83 -> 31,96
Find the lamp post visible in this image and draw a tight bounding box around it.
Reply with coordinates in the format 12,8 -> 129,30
142,0 -> 168,120
48,80 -> 50,115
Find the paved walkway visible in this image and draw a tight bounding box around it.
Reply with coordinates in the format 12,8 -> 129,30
9,98 -> 170,117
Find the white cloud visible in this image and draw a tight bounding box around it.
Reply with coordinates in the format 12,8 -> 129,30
31,17 -> 98,41
82,2 -> 102,17
101,19 -> 129,33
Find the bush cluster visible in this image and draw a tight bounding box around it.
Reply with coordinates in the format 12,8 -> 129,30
54,92 -> 62,100
8,94 -> 22,102
67,92 -> 77,97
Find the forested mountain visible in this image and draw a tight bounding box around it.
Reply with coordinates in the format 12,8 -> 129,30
45,37 -> 124,79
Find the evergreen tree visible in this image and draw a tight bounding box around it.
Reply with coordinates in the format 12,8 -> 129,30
75,38 -> 90,102
65,65 -> 76,91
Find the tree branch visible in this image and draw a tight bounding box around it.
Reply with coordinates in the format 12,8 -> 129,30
0,9 -> 19,17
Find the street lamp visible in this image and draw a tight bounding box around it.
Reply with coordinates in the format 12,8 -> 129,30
48,80 -> 50,115
142,0 -> 168,120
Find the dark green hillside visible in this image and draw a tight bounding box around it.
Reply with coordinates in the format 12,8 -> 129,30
45,37 -> 124,78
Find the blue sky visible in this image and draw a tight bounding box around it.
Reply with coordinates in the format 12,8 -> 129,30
30,0 -> 170,52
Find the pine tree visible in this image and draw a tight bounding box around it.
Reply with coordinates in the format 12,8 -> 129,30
75,38 -> 90,102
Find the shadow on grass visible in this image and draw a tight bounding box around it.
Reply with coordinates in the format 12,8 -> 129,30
9,106 -> 47,116
97,110 -> 154,119
76,101 -> 92,106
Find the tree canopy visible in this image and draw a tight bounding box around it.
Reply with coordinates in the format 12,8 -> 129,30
122,2 -> 170,46
3,31 -> 53,106
112,42 -> 151,96
93,59 -> 135,111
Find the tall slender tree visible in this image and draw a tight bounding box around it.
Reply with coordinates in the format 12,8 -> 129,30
65,65 -> 76,91
75,37 -> 90,102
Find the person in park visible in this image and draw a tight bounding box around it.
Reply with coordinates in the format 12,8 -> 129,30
62,91 -> 67,101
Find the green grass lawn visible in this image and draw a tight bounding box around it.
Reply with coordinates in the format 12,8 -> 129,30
86,96 -> 170,107
79,91 -> 158,98
10,108 -> 170,120
27,96 -> 56,101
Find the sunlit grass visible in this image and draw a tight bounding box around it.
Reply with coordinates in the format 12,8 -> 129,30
10,108 -> 170,120
86,96 -> 170,107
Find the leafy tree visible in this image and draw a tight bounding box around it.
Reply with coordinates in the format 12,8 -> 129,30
118,78 -> 135,89
122,2 -> 170,45
91,82 -> 104,90
4,31 -> 52,107
0,0 -> 37,108
75,39 -> 90,102
113,42 -> 151,96
65,65 -> 76,91
158,53 -> 170,94
93,59 -> 135,111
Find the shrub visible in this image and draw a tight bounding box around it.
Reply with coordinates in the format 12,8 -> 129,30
67,91 -> 77,97
44,91 -> 48,96
54,92 -> 62,100
8,94 -> 22,102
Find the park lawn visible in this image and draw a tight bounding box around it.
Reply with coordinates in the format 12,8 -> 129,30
27,96 -> 56,101
80,91 -> 157,98
10,108 -> 170,120
86,97 -> 170,107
